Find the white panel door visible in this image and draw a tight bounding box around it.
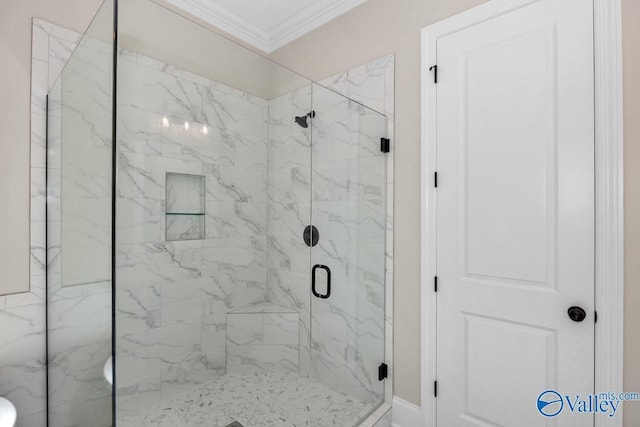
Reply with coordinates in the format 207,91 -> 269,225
435,0 -> 594,426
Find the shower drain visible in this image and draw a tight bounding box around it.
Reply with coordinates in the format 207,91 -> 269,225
225,422 -> 243,427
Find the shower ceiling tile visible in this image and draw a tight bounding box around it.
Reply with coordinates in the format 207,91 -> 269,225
164,0 -> 368,52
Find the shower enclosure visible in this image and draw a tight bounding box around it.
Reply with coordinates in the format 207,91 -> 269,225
46,0 -> 388,425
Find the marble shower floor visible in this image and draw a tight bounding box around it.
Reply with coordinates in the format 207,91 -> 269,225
118,371 -> 378,427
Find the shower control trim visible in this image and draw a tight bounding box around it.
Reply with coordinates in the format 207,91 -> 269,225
312,264 -> 331,299
303,225 -> 319,247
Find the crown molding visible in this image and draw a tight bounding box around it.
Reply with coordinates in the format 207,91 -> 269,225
268,0 -> 367,51
165,0 -> 367,53
165,0 -> 271,51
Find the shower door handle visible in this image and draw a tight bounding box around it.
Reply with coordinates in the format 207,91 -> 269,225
312,264 -> 331,299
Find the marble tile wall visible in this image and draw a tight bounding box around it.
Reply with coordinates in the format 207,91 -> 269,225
114,50 -> 270,414
58,30 -> 112,289
116,52 -> 394,415
265,84 -> 314,376
226,303 -> 299,373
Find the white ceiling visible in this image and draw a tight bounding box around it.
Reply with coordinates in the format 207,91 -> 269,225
165,0 -> 367,53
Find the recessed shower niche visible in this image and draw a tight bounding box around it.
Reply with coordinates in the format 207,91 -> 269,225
165,172 -> 206,241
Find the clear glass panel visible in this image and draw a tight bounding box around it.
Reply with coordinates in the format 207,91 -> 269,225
114,1 -> 386,426
46,0 -> 114,425
310,83 -> 388,422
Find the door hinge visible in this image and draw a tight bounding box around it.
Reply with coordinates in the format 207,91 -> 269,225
434,380 -> 438,397
380,137 -> 390,153
429,64 -> 438,84
595,310 -> 598,323
434,171 -> 438,188
434,276 -> 438,292
378,363 -> 388,381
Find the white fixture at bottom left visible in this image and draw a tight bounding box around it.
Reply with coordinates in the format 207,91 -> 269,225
0,397 -> 17,427
104,355 -> 113,389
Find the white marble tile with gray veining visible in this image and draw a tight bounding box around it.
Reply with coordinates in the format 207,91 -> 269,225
201,313 -> 226,369
166,214 -> 205,241
166,173 -> 204,213
267,165 -> 311,204
200,237 -> 267,308
201,83 -> 268,168
267,87 -> 312,171
116,328 -> 162,389
0,304 -> 46,368
227,313 -> 263,346
155,318 -> 225,389
116,285 -> 162,335
118,58 -> 203,123
48,339 -> 111,408
115,242 -> 202,289
30,166 -> 47,224
48,35 -> 79,88
346,66 -> 386,114
161,277 -> 227,324
263,312 -> 299,345
266,199 -> 310,237
266,234 -> 310,276
31,19 -> 50,62
47,293 -> 111,353
60,43 -> 112,151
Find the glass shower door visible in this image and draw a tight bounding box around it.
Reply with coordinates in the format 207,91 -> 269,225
46,0 -> 114,425
309,83 -> 388,421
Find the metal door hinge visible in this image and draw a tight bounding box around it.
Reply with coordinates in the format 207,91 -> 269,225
434,380 -> 438,397
434,276 -> 438,292
595,310 -> 598,323
378,363 -> 388,381
380,138 -> 390,153
429,65 -> 438,84
434,171 -> 438,188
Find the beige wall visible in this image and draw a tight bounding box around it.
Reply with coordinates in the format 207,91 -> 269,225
0,0 -> 102,295
271,0 -> 640,419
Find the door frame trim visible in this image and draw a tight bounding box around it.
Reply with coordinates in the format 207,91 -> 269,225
419,0 -> 624,426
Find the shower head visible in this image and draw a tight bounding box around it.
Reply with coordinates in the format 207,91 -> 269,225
294,110 -> 316,128
295,115 -> 308,128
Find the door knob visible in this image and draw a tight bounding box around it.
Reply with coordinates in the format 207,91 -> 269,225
567,306 -> 587,322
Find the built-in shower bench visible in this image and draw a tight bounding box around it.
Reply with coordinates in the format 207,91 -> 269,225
226,302 -> 300,373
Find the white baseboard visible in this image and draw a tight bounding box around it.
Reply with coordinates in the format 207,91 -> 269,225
392,397 -> 421,427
